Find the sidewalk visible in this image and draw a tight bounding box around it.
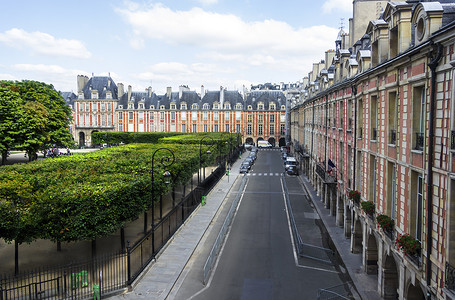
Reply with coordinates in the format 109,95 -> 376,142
299,174 -> 382,300
109,155 -> 244,300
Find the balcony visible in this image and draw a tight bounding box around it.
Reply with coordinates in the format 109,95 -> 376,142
415,132 -> 424,151
372,128 -> 377,140
390,129 -> 396,145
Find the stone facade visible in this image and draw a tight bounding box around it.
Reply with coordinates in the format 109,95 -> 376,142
290,1 -> 455,299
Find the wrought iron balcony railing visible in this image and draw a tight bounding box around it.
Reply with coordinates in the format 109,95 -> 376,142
372,128 -> 377,140
390,129 -> 396,145
415,132 -> 424,151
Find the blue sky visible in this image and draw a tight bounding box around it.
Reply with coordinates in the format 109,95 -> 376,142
0,0 -> 352,94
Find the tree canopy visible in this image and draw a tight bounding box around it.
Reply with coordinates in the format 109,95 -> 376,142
0,80 -> 74,163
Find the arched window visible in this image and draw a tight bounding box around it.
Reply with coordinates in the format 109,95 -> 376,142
203,103 -> 210,110
192,103 -> 198,110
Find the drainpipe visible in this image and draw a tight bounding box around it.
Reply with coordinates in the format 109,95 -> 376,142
352,84 -> 358,190
426,42 -> 442,298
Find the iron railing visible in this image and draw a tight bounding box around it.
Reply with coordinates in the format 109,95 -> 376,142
390,129 -> 396,145
415,132 -> 424,151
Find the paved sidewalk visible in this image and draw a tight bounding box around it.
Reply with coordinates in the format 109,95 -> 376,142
109,156 -> 244,300
299,174 -> 382,300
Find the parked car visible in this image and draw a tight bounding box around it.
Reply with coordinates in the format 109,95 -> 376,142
244,157 -> 254,166
248,152 -> 256,161
282,152 -> 288,160
284,156 -> 298,170
286,166 -> 299,176
240,163 -> 250,173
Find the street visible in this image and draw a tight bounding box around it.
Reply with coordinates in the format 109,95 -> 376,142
180,149 -> 348,300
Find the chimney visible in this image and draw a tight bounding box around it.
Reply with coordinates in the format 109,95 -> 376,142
220,86 -> 224,107
179,85 -> 184,99
77,75 -> 89,93
201,85 -> 205,97
166,87 -> 172,99
128,85 -> 132,101
107,78 -> 111,88
118,83 -> 124,98
148,86 -> 152,98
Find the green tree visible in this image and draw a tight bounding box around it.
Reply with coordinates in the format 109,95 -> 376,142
0,86 -> 23,164
0,80 -> 74,162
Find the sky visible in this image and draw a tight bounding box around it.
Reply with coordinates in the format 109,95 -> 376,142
0,0 -> 352,95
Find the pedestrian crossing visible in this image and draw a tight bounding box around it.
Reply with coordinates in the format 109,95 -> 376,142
245,172 -> 282,176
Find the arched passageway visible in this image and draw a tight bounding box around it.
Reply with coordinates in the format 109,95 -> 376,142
365,233 -> 378,275
79,132 -> 85,148
352,218 -> 362,253
406,283 -> 425,300
382,255 -> 399,299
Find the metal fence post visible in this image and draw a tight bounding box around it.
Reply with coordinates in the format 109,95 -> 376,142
126,241 -> 131,285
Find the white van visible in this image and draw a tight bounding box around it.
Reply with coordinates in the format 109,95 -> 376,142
257,140 -> 273,148
284,157 -> 298,169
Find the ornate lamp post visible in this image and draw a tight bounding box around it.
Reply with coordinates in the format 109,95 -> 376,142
143,147 -> 174,237
199,136 -> 214,184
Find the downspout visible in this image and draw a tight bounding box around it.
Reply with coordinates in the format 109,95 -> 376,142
426,42 -> 442,298
352,84 -> 358,190
325,95 -> 328,171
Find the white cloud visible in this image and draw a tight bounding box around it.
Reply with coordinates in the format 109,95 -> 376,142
10,64 -> 89,91
322,0 -> 352,14
0,28 -> 91,59
197,0 -> 218,4
116,4 -> 338,58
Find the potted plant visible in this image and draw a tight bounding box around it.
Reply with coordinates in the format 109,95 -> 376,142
396,234 -> 421,256
348,190 -> 361,203
360,200 -> 375,216
376,214 -> 394,232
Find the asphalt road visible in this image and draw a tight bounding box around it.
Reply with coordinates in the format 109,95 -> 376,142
186,149 -> 346,300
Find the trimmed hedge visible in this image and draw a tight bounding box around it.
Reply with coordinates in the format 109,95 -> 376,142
91,131 -> 186,145
0,134 -> 230,244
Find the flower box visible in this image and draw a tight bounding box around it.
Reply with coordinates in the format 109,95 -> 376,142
360,200 -> 375,216
396,234 -> 421,257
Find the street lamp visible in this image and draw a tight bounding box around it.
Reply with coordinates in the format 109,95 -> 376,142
144,147 -> 175,239
199,136 -> 214,184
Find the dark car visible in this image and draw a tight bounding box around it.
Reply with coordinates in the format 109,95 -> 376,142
248,152 -> 256,161
239,163 -> 250,173
286,166 -> 299,176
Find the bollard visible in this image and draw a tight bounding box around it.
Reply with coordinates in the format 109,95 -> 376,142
81,270 -> 88,287
93,284 -> 100,300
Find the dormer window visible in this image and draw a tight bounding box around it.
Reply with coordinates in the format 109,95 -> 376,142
270,103 -> 276,110
192,103 -> 198,110
160,105 -> 165,110
118,105 -> 123,109
248,105 -> 252,110
236,103 -> 243,110
91,91 -> 98,99
128,104 -> 133,109
150,105 -> 155,109
281,105 -> 285,110
224,102 -> 231,110
106,92 -> 112,99
203,103 -> 210,110
213,103 -> 219,109
170,103 -> 176,110
139,103 -> 144,109
181,102 -> 187,110
258,102 -> 264,110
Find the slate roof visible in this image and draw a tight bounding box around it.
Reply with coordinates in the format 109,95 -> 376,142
82,76 -> 118,99
60,92 -> 77,106
245,90 -> 285,110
